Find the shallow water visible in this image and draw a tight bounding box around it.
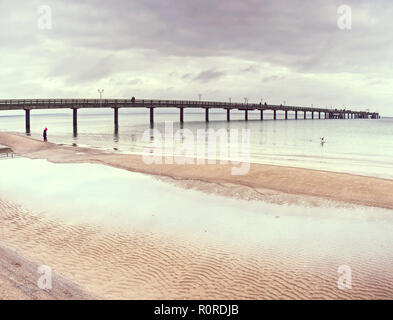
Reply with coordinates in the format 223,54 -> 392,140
1,157 -> 393,299
1,109 -> 392,179
1,158 -> 392,246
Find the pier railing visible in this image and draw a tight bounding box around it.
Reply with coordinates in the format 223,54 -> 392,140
0,98 -> 373,113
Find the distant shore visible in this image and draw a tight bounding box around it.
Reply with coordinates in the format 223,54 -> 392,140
1,132 -> 392,209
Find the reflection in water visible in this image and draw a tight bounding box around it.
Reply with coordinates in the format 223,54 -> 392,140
113,127 -> 119,143
114,125 -> 119,138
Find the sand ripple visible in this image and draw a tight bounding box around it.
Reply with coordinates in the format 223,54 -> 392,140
1,197 -> 393,299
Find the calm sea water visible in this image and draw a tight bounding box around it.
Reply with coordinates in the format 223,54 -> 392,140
1,109 -> 392,179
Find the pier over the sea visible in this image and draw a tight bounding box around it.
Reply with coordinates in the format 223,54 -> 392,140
0,98 -> 380,134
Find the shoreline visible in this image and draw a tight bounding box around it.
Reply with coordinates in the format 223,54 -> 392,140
1,132 -> 393,210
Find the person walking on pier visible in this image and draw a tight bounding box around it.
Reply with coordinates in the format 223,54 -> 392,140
43,128 -> 48,142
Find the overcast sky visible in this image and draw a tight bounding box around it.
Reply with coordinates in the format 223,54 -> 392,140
1,0 -> 392,115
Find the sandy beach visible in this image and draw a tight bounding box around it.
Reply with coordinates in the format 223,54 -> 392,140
0,244 -> 94,300
1,132 -> 393,300
2,193 -> 392,300
1,132 -> 393,209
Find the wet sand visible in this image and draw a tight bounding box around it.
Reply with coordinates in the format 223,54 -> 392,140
1,132 -> 393,209
1,132 -> 393,300
0,243 -> 94,300
1,196 -> 393,300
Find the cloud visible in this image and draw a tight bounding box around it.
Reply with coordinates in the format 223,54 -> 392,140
242,65 -> 259,73
48,53 -> 117,84
0,0 -> 392,114
262,75 -> 286,83
32,0 -> 393,73
193,69 -> 226,83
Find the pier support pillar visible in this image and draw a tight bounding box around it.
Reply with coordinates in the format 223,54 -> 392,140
319,112 -> 321,119
273,110 -> 276,120
72,108 -> 78,136
285,110 -> 288,120
205,108 -> 209,122
311,112 -> 314,119
295,110 -> 298,120
114,107 -> 119,126
227,109 -> 230,121
149,108 -> 154,125
304,111 -> 307,119
260,110 -> 264,120
245,109 -> 248,121
325,112 -> 328,119
25,109 -> 30,133
180,107 -> 184,123
114,107 -> 119,133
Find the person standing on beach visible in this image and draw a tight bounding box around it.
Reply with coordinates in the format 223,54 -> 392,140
43,128 -> 48,142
